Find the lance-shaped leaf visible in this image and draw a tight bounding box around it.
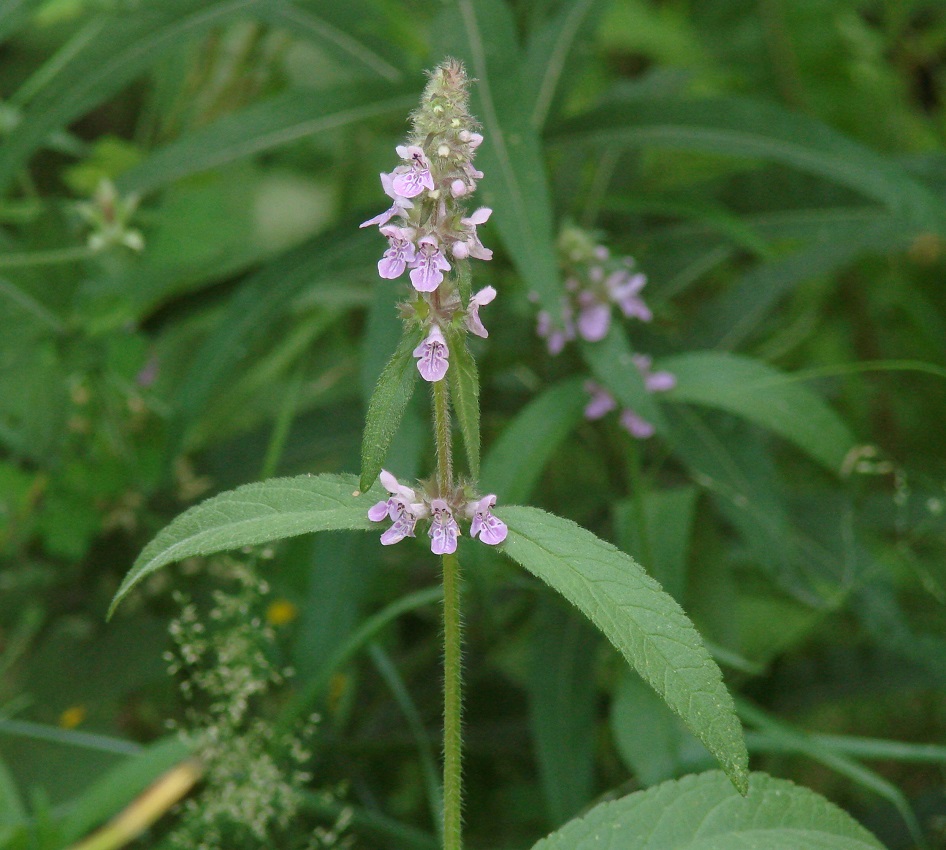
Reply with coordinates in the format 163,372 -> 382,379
109,474 -> 379,617
117,85 -> 415,195
446,329 -> 480,479
552,96 -> 946,234
530,770 -> 884,850
499,506 -> 748,793
659,351 -> 855,474
361,329 -> 422,492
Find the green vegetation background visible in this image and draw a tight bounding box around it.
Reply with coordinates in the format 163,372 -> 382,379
1,1 -> 945,848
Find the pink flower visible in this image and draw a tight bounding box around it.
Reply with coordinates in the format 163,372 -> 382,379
392,145 -> 435,198
413,325 -> 449,382
620,409 -> 655,439
537,307 -> 575,356
606,270 -> 651,322
360,172 -> 414,229
576,292 -> 611,342
465,286 -> 496,338
583,381 -> 617,420
465,494 -> 507,545
429,499 -> 460,555
368,470 -> 428,545
451,207 -> 493,261
410,235 -> 451,292
633,354 -> 677,392
377,225 -> 416,279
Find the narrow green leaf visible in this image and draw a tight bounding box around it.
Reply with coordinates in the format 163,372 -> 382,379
109,473 -> 379,617
692,216 -> 913,349
613,485 -> 699,603
0,752 -> 26,844
117,86 -> 415,195
435,0 -> 563,317
360,330 -> 422,492
0,0 -> 405,191
169,224 -> 376,455
523,0 -> 608,130
446,330 -> 480,479
481,378 -> 587,503
530,770 -> 885,850
581,326 -> 665,432
553,95 -> 946,234
0,0 -> 44,45
660,352 -> 855,473
58,737 -> 190,845
611,669 -> 709,788
529,602 -> 598,826
499,506 -> 748,793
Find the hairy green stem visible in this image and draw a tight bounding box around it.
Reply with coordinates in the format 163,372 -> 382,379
433,378 -> 453,495
433,361 -> 461,849
441,551 -> 463,850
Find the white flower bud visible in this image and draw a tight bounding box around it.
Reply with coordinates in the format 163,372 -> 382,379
450,179 -> 467,197
437,143 -> 450,157
452,241 -> 470,259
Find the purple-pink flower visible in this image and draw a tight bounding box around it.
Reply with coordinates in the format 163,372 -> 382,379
368,470 -> 428,545
451,207 -> 493,261
429,499 -> 460,555
607,269 -> 651,322
391,145 -> 435,198
410,235 -> 451,292
466,286 -> 496,338
360,172 -> 414,229
414,325 -> 449,382
465,494 -> 507,545
633,354 -> 677,392
583,355 -> 675,440
377,225 -> 416,279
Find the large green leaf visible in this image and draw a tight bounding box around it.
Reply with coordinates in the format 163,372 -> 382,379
660,352 -> 856,473
360,330 -> 422,492
117,85 -> 415,195
435,0 -> 562,317
446,330 -> 480,479
530,770 -> 885,850
499,506 -> 748,793
481,378 -> 587,503
553,96 -> 946,234
109,473 -> 379,616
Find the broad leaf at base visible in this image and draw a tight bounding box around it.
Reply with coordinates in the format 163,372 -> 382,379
530,770 -> 885,850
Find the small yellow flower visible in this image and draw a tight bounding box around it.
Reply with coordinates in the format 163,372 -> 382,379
59,705 -> 86,729
266,599 -> 298,626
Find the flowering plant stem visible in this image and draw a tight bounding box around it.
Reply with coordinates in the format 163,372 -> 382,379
433,369 -> 463,849
442,550 -> 463,850
433,377 -> 453,496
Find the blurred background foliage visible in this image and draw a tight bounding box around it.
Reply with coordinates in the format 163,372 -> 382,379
1,0 -> 945,848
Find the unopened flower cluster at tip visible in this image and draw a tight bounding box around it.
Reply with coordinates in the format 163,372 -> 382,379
361,59 -> 496,384
368,470 -> 507,555
536,225 -> 651,355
